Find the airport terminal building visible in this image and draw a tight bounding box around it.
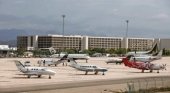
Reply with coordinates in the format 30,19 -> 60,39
17,34 -> 170,51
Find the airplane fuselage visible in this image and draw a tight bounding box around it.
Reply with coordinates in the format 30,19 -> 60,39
123,58 -> 166,73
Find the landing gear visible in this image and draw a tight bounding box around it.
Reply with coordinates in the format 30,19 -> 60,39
49,75 -> 51,79
27,75 -> 31,78
157,70 -> 159,73
102,72 -> 105,75
55,64 -> 57,66
94,71 -> 98,75
150,70 -> 153,73
38,75 -> 41,78
141,70 -> 144,73
85,71 -> 88,75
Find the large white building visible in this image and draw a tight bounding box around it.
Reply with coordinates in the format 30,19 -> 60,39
17,34 -> 170,51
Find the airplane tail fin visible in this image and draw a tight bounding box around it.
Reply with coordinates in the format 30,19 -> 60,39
14,60 -> 26,72
54,54 -> 69,66
122,55 -> 133,67
68,58 -> 78,67
60,54 -> 68,60
156,50 -> 163,59
146,43 -> 158,55
49,47 -> 56,54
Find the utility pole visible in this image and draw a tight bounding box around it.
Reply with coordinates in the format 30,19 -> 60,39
62,14 -> 66,51
125,20 -> 129,54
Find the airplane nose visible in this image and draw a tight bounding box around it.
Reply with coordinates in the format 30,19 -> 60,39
47,70 -> 56,75
51,70 -> 56,75
104,69 -> 108,72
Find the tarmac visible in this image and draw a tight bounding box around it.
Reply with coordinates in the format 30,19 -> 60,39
0,57 -> 170,93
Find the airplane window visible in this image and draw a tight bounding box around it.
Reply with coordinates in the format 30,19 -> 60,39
93,66 -> 97,68
41,69 -> 45,71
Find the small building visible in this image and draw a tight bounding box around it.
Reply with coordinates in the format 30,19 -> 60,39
0,45 -> 10,57
0,45 -> 17,57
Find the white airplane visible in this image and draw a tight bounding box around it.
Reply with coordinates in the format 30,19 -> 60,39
49,47 -> 90,62
127,43 -> 158,56
105,58 -> 123,64
68,59 -> 108,75
37,54 -> 68,66
130,50 -> 163,62
106,50 -> 163,64
14,60 -> 56,79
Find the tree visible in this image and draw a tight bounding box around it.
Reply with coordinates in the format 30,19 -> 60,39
17,48 -> 26,56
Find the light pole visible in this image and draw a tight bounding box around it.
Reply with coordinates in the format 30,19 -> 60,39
62,14 -> 66,37
125,20 -> 129,54
125,20 -> 129,38
62,14 -> 66,51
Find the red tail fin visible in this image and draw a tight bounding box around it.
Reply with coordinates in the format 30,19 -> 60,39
122,58 -> 132,67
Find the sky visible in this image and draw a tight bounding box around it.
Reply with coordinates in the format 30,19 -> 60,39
0,0 -> 170,40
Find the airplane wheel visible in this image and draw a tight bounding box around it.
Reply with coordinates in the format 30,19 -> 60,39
38,75 -> 41,78
27,75 -> 31,78
85,71 -> 88,75
102,72 -> 105,75
49,76 -> 51,79
141,70 -> 144,73
55,64 -> 57,66
157,71 -> 159,73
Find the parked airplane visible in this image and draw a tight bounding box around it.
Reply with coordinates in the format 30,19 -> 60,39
105,58 -> 123,64
129,50 -> 163,62
14,60 -> 56,79
37,54 -> 68,66
127,43 -> 158,56
49,47 -> 90,62
68,59 -> 108,75
122,55 -> 166,73
106,49 -> 163,64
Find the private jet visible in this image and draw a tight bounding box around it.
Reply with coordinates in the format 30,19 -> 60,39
127,43 -> 158,56
14,60 -> 56,79
37,54 -> 68,66
129,50 -> 163,62
105,58 -> 123,64
106,50 -> 162,64
49,47 -> 90,62
68,59 -> 108,75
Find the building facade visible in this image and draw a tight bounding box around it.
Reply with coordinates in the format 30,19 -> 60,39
87,36 -> 123,50
18,34 -> 168,51
127,38 -> 154,51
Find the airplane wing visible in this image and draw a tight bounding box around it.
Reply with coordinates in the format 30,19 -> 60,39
82,68 -> 94,71
16,73 -> 38,75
